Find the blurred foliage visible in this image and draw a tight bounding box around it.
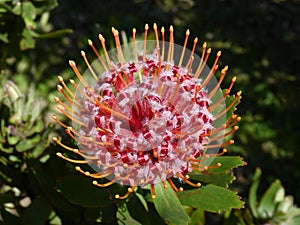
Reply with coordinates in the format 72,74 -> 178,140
225,168 -> 300,225
0,0 -> 299,224
0,0 -> 72,68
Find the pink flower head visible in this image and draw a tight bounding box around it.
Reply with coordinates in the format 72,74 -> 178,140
53,24 -> 241,199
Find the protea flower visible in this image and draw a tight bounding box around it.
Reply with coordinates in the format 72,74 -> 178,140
52,23 -> 241,199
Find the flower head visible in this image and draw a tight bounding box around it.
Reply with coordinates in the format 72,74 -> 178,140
53,24 -> 241,199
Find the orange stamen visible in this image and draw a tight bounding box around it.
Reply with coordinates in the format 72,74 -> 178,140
88,39 -> 108,71
178,29 -> 190,67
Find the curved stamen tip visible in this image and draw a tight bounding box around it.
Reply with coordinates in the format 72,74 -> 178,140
152,194 -> 156,199
92,180 -> 98,185
75,166 -> 81,171
230,140 -> 235,144
81,50 -> 86,56
179,187 -> 184,192
57,85 -> 63,91
234,126 -> 239,130
186,29 -> 190,35
217,51 -> 222,57
52,136 -> 58,142
115,194 -> 120,199
56,152 -> 63,157
153,23 -> 157,29
88,39 -> 93,45
237,90 -> 242,96
232,76 -> 237,82
57,75 -> 63,81
216,163 -> 222,167
99,34 -> 105,41
69,60 -> 76,67
56,105 -> 64,111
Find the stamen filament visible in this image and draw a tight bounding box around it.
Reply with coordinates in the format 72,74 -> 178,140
185,37 -> 198,68
143,24 -> 149,62
69,60 -> 89,87
98,34 -> 112,68
81,50 -> 99,81
161,27 -> 165,60
206,140 -> 234,149
75,166 -> 112,179
167,178 -> 183,192
178,29 -> 190,67
56,152 -> 87,164
177,172 -> 201,187
56,105 -> 86,127
88,39 -> 108,71
115,187 -> 134,199
112,28 -> 125,65
194,47 -> 211,78
93,179 -> 116,188
58,76 -> 75,99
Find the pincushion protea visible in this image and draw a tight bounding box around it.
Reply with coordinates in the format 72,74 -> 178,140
52,23 -> 241,199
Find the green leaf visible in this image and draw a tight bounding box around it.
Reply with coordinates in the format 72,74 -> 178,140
277,196 -> 297,214
225,92 -> 242,118
22,196 -> 52,225
127,193 -> 150,225
199,156 -> 246,174
7,134 -> 20,145
257,179 -> 282,219
249,168 -> 262,218
32,28 -> 73,39
178,184 -> 244,213
190,208 -> 205,225
20,29 -> 35,50
26,157 -> 81,214
117,205 -> 142,225
189,172 -> 235,187
153,182 -> 190,225
16,134 -> 41,152
84,204 -> 118,224
35,0 -> 58,14
11,2 -> 21,15
0,33 -> 8,43
56,175 -> 116,208
21,1 -> 36,29
285,217 -> 300,225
